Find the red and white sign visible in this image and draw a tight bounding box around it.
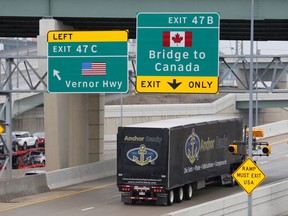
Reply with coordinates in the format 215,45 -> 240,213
81,62 -> 106,76
163,31 -> 192,47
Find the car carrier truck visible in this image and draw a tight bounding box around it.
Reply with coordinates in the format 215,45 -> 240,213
117,115 -> 245,205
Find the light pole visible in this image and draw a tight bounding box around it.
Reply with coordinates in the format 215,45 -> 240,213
248,0 -> 255,215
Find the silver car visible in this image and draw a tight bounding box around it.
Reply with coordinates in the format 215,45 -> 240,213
0,132 -> 20,152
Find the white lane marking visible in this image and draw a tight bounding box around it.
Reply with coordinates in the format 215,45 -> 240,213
258,161 -> 269,165
110,194 -> 121,199
81,207 -> 95,211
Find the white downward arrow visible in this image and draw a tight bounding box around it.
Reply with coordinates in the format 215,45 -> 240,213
53,69 -> 61,81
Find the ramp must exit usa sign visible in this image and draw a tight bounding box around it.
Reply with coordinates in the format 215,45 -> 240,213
232,157 -> 267,195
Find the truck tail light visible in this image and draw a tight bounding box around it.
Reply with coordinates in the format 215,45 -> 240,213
152,186 -> 164,193
120,186 -> 131,192
153,188 -> 163,193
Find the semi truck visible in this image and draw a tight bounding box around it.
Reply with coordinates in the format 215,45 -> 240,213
117,115 -> 245,205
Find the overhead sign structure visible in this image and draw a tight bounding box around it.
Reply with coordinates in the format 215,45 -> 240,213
232,157 -> 267,195
136,12 -> 219,94
47,30 -> 128,93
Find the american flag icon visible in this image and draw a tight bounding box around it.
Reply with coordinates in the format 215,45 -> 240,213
81,62 -> 106,76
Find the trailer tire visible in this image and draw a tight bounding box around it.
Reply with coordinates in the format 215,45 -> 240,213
175,187 -> 184,203
167,190 -> 174,206
229,166 -> 238,187
229,176 -> 237,187
184,184 -> 193,200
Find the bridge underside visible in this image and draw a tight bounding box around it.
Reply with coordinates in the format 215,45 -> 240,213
1,17 -> 288,41
236,100 -> 288,109
0,0 -> 288,40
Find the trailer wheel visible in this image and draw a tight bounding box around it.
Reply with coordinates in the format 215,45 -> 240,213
184,184 -> 193,200
167,190 -> 174,206
175,187 -> 184,203
229,166 -> 238,187
229,176 -> 237,187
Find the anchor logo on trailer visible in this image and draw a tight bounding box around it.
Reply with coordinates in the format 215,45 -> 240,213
185,128 -> 201,165
127,144 -> 158,166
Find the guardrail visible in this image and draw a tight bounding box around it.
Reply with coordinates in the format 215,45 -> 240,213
257,120 -> 288,138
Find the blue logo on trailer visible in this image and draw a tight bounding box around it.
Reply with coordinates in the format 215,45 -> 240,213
185,128 -> 201,165
127,144 -> 158,166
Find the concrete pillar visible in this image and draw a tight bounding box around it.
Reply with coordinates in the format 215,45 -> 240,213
88,94 -> 105,162
38,18 -> 104,171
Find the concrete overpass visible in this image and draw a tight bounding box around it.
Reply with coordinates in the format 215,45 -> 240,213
0,0 -> 288,40
0,0 -> 288,173
236,93 -> 288,109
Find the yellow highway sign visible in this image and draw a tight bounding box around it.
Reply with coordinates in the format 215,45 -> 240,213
0,124 -> 4,134
232,157 -> 266,195
48,30 -> 128,42
136,76 -> 218,93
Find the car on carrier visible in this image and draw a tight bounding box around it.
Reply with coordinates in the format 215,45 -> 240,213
0,132 -> 20,153
33,132 -> 45,147
30,150 -> 46,166
13,131 -> 38,150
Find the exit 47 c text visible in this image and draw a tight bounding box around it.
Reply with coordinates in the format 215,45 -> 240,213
52,45 -> 98,53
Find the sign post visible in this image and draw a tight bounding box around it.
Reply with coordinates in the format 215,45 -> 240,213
136,12 -> 219,93
47,30 -> 128,93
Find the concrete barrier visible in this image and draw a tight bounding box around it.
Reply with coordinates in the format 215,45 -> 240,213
0,158 -> 116,201
257,120 -> 288,138
46,158 -> 116,190
0,173 -> 49,202
164,179 -> 288,216
104,94 -> 237,139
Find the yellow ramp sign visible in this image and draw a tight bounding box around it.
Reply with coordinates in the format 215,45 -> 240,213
0,124 -> 4,134
232,157 -> 267,195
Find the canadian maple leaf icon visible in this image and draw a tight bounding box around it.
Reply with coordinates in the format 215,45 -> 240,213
172,33 -> 183,45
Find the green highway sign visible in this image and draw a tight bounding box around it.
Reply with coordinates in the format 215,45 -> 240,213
136,12 -> 219,93
47,31 -> 128,93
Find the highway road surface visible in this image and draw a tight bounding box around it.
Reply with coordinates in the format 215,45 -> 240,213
0,137 -> 287,216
